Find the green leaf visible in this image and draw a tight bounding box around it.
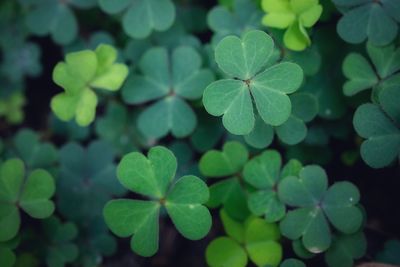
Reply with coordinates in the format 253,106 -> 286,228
335,2 -> 398,46
220,209 -> 245,243
166,175 -> 211,240
104,147 -> 211,256
376,239 -> 400,265
244,217 -> 282,267
99,0 -> 175,39
325,232 -> 367,267
51,45 -> 128,126
244,115 -> 275,149
117,146 -> 176,198
103,199 -> 160,257
203,30 -> 303,135
0,245 -> 16,267
342,53 -> 378,96
122,46 -> 213,139
0,159 -> 55,242
262,0 -> 322,51
206,237 -> 248,267
199,141 -> 248,178
366,42 -> 400,79
353,103 -> 400,168
278,165 -> 363,253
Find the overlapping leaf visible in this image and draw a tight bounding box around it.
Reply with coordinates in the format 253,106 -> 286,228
51,44 -> 129,126
262,0 -> 323,51
278,165 -> 363,253
103,146 -> 211,256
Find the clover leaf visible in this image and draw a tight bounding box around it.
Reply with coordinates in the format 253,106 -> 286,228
57,141 -> 126,222
19,0 -> 91,45
343,42 -> 400,96
203,30 -> 304,135
0,158 -> 55,242
99,0 -> 176,39
262,0 -> 323,51
244,151 -> 302,222
325,232 -> 367,267
0,237 -> 18,267
8,129 -> 58,171
206,210 -> 283,267
122,46 -> 214,139
51,44 -> 129,126
0,92 -> 25,124
353,86 -> 400,168
207,0 -> 263,45
278,165 -> 363,253
199,141 -> 250,221
333,0 -> 400,46
103,146 -> 211,257
42,217 -> 79,267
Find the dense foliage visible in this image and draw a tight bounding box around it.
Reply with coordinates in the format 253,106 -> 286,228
0,0 -> 399,267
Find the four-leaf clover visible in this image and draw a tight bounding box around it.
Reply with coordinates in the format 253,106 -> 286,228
51,44 -> 129,126
203,30 -> 303,135
103,146 -> 211,256
0,158 -> 55,242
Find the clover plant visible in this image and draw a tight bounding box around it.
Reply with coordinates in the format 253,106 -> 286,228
261,0 -> 323,51
1,0 -> 400,266
203,30 -> 304,135
51,44 -> 128,126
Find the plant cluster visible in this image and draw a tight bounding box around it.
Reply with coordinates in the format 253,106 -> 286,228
0,0 -> 399,267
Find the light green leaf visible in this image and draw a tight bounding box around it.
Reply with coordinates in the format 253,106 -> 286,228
206,237 -> 247,267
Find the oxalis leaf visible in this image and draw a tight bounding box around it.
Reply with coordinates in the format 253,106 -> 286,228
103,146 -> 211,257
278,165 -> 363,253
98,0 -> 176,39
342,42 -> 400,97
333,0 -> 400,46
199,141 -> 250,221
203,30 -> 303,135
206,210 -> 282,267
325,232 -> 367,267
0,158 -> 55,242
51,44 -> 129,126
244,151 -> 302,222
122,46 -> 214,139
261,0 -> 323,51
353,86 -> 400,168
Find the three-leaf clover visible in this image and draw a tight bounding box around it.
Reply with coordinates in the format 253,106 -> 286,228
333,0 -> 400,46
51,44 -> 129,126
199,141 -> 250,221
244,151 -> 302,222
206,210 -> 283,267
19,0 -> 96,45
98,0 -> 176,39
122,46 -> 214,139
203,30 -> 303,135
343,42 -> 400,96
278,165 -> 363,253
353,86 -> 400,168
207,0 -> 263,45
261,0 -> 323,51
42,216 -> 79,267
103,146 -> 211,257
57,141 -> 126,221
0,158 -> 55,242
